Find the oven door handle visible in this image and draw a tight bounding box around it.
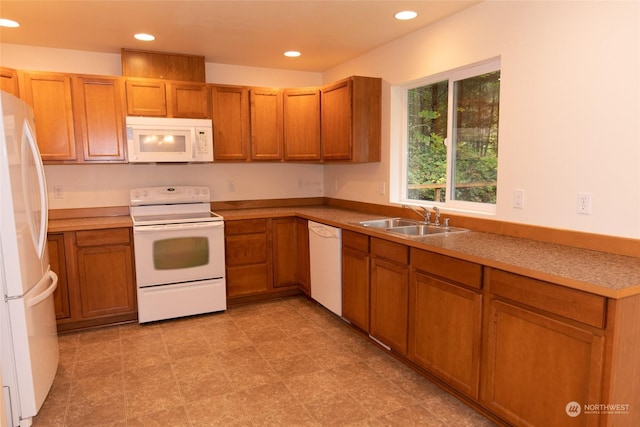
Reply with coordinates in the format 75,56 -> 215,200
134,222 -> 224,232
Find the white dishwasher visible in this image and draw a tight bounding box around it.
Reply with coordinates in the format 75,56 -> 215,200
308,221 -> 342,316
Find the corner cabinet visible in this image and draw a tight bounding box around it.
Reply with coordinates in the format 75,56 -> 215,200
321,76 -> 381,163
48,228 -> 137,332
224,218 -> 302,302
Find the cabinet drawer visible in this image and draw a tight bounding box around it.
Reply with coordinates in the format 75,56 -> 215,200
76,228 -> 130,247
371,237 -> 408,265
488,268 -> 606,329
411,248 -> 482,290
225,219 -> 267,235
225,234 -> 268,266
342,230 -> 369,252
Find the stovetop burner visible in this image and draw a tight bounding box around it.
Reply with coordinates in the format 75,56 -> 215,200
129,186 -> 223,226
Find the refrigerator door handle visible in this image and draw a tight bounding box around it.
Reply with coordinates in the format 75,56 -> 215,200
27,270 -> 58,308
22,118 -> 49,259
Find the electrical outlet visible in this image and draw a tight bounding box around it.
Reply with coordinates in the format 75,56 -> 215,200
53,185 -> 64,199
577,192 -> 592,215
513,189 -> 525,209
227,180 -> 236,192
378,182 -> 386,196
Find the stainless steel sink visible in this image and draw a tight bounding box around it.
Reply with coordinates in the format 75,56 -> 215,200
356,217 -> 468,237
387,224 -> 467,236
357,218 -> 421,229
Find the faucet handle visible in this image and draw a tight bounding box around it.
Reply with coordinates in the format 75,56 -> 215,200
425,211 -> 431,224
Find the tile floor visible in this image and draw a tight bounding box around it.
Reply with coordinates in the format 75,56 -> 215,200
33,296 -> 497,426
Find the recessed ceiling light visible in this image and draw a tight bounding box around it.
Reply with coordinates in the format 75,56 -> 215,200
394,10 -> 418,21
134,33 -> 155,41
0,19 -> 20,28
284,51 -> 301,58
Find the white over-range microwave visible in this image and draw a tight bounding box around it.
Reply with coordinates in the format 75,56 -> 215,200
126,116 -> 214,163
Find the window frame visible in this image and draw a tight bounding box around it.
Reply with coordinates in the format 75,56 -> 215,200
396,58 -> 501,215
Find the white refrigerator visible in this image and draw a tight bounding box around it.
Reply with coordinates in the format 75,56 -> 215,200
0,92 -> 59,427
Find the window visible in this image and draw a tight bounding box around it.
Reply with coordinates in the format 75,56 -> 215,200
401,59 -> 500,212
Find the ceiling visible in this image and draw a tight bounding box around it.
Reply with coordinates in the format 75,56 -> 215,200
0,1 -> 480,72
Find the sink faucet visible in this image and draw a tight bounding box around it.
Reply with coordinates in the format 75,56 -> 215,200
403,204 -> 431,224
433,206 -> 440,226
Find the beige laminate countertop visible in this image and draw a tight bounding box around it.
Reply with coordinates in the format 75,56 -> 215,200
49,206 -> 640,299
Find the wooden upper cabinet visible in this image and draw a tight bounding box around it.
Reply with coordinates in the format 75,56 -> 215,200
321,76 -> 381,163
121,49 -> 205,82
125,77 -> 209,118
211,85 -> 250,161
1,67 -> 19,97
283,88 -> 320,160
19,71 -> 77,161
167,82 -> 209,118
125,78 -> 167,116
250,88 -> 283,160
74,76 -> 127,162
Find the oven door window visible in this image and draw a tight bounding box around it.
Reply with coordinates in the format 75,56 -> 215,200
153,237 -> 209,269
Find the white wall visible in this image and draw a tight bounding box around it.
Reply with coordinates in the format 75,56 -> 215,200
322,1 -> 640,238
0,44 -> 324,208
3,1 -> 640,238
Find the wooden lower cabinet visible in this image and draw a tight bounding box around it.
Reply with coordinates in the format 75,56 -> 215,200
481,268 -> 606,427
47,233 -> 71,320
272,218 -> 297,287
48,228 -> 137,331
369,238 -> 409,354
341,230 -> 370,331
295,218 -> 311,295
225,217 -> 303,301
225,219 -> 270,297
409,275 -> 482,398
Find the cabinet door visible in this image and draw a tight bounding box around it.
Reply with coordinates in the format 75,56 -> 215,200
74,76 -> 127,162
47,234 -> 70,320
125,78 -> 167,116
1,67 -> 19,96
481,299 -> 604,426
283,88 -> 320,160
19,71 -> 77,161
370,258 -> 409,354
409,271 -> 482,398
225,220 -> 270,297
168,82 -> 209,118
342,246 -> 370,331
250,88 -> 283,160
211,85 -> 250,160
272,218 -> 297,288
295,218 -> 310,295
321,79 -> 351,160
75,229 -> 136,319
